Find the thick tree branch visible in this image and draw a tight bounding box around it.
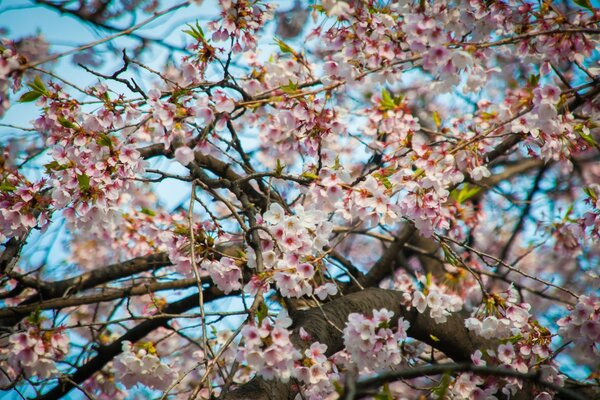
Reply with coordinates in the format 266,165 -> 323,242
348,362 -> 587,400
0,278 -> 199,319
223,288 -> 495,400
0,253 -> 172,327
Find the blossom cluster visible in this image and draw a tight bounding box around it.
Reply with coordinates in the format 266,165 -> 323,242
583,183 -> 600,241
412,284 -> 463,324
0,39 -> 21,118
0,171 -> 51,242
465,287 -> 531,340
557,294 -> 600,360
207,0 -> 275,53
0,325 -> 69,383
255,96 -> 345,167
28,83 -> 146,231
463,286 -> 563,395
201,257 -> 242,294
112,340 -> 177,391
237,312 -> 301,382
244,203 -> 334,299
342,308 -> 410,371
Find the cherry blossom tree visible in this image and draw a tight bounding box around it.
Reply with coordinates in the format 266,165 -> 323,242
1,0 -> 600,399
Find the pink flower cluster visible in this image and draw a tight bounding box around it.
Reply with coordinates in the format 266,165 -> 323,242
145,89 -> 215,149
557,294 -> 600,360
208,0 -> 275,53
390,135 -> 466,237
0,172 -> 51,242
0,39 -> 21,118
201,257 -> 242,294
342,308 -> 410,371
256,98 -> 345,166
113,340 -> 177,391
583,183 -> 600,241
244,203 -> 334,299
28,85 -> 146,230
1,326 -> 69,382
465,287 -> 531,340
237,312 -> 301,382
412,284 -> 463,324
339,175 -> 400,228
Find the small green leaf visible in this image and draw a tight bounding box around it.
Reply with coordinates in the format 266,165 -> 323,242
256,301 -> 269,325
573,0 -> 594,12
280,80 -> 298,94
0,182 -> 16,192
431,373 -> 451,398
27,75 -> 48,95
183,21 -> 205,41
374,383 -> 393,400
77,173 -> 90,192
274,37 -> 294,55
57,116 -> 78,130
301,171 -> 319,181
274,159 -> 285,177
450,183 -> 481,204
528,74 -> 540,87
333,156 -> 341,170
140,207 -> 156,217
432,111 -> 442,127
18,91 -> 42,103
584,186 -> 597,201
96,134 -> 113,149
380,88 -> 395,110
430,334 -> 441,342
373,172 -> 392,190
44,160 -> 60,173
425,272 -> 432,287
578,130 -> 597,147
27,308 -> 44,325
333,380 -> 344,395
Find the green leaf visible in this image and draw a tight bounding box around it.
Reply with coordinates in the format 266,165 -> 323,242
183,21 -> 205,41
256,301 -> 269,325
573,0 -> 594,12
373,172 -> 392,190
280,80 -> 298,94
27,75 -> 48,95
0,182 -> 16,192
274,37 -> 294,55
77,173 -> 90,192
18,91 -> 42,103
528,74 -> 540,87
441,244 -> 458,266
333,381 -> 344,395
450,183 -> 481,204
380,88 -> 395,110
140,207 -> 156,217
96,134 -> 113,149
27,308 -> 44,325
57,116 -> 78,130
333,155 -> 341,170
44,160 -> 62,173
274,159 -> 285,177
578,130 -> 597,147
432,111 -> 442,127
431,373 -> 451,399
301,171 -> 319,180
584,186 -> 597,201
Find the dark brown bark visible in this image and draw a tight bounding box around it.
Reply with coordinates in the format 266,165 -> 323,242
223,288 -> 495,400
